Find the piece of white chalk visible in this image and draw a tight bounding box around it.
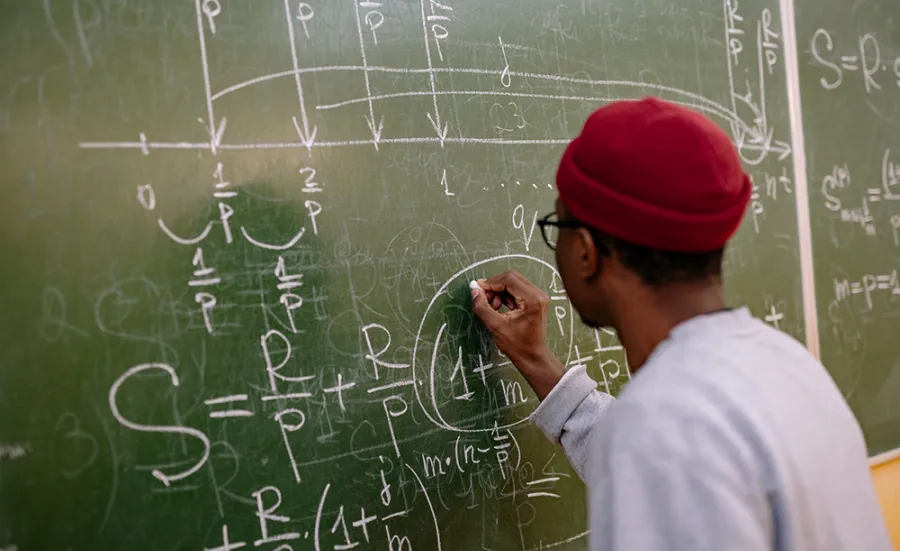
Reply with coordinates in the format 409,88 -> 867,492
469,280 -> 480,291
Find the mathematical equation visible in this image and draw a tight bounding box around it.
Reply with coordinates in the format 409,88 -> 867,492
725,2 -> 793,166
12,0 -> 811,549
833,271 -> 900,311
749,167 -> 794,234
811,29 -> 900,93
821,150 -> 900,242
203,468 -> 444,551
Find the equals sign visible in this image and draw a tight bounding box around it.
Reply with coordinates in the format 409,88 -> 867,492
867,189 -> 882,202
840,56 -> 859,70
850,282 -> 863,294
876,275 -> 893,290
277,275 -> 303,291
205,394 -> 254,418
213,173 -> 237,199
189,276 -> 221,287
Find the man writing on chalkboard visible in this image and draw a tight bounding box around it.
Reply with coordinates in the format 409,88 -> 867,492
470,98 -> 891,551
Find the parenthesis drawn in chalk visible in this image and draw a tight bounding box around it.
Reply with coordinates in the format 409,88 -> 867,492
157,219 -> 213,245
313,482 -> 331,551
406,464 -> 443,551
240,226 -> 306,251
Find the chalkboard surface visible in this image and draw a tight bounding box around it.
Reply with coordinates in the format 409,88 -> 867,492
796,0 -> 900,456
0,0 -> 829,548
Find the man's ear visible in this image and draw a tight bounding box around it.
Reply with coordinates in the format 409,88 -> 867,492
575,228 -> 602,281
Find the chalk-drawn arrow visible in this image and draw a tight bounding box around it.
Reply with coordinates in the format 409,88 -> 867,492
291,116 -> 317,151
353,0 -> 385,150
733,90 -> 767,142
197,116 -> 227,154
365,114 -> 384,149
283,0 -> 317,152
420,0 -> 449,147
772,139 -> 792,161
737,135 -> 792,164
426,112 -> 449,146
194,0 -> 223,155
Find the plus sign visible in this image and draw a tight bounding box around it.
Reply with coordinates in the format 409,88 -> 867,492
352,507 -> 378,543
206,524 -> 246,551
568,345 -> 594,369
764,305 -> 783,330
472,354 -> 494,386
323,373 -> 357,411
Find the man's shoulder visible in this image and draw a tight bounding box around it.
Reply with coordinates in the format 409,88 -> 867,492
600,310 -> 845,469
601,333 -> 779,463
593,388 -> 768,491
602,379 -> 761,461
629,309 -> 826,397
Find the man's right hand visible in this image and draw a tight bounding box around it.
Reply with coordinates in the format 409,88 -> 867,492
470,271 -> 565,400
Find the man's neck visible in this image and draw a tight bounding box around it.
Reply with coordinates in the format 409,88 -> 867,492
613,281 -> 727,372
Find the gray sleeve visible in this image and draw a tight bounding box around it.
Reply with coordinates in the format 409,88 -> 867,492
589,400 -> 771,551
529,365 -> 615,480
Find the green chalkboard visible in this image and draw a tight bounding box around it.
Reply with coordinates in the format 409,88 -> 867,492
0,0 -> 808,549
796,0 -> 900,456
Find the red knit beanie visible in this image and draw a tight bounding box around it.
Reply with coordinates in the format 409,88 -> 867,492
556,97 -> 751,252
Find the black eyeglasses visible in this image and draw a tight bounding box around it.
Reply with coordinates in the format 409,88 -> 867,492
536,212 -> 590,250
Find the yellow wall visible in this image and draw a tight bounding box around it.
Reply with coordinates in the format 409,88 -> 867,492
873,456 -> 900,549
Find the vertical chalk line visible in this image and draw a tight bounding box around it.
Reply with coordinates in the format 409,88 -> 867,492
418,0 -> 445,140
194,0 -> 217,153
282,0 -> 311,137
723,0 -> 740,122
353,0 -> 375,123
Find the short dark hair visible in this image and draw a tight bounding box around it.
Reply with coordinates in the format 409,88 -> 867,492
587,228 -> 724,287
